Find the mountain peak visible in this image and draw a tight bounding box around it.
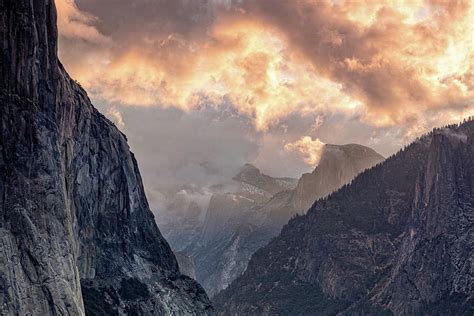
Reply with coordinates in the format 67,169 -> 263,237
236,163 -> 261,177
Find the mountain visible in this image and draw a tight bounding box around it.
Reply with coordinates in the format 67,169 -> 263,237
157,165 -> 296,254
0,1 -> 212,315
214,120 -> 474,315
174,146 -> 383,298
233,163 -> 298,202
262,144 -> 385,226
197,164 -> 298,247
158,164 -> 297,297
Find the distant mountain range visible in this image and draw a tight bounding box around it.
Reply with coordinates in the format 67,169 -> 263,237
159,144 -> 384,297
215,120 -> 474,315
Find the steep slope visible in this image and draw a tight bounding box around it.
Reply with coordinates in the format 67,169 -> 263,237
180,165 -> 297,297
175,252 -> 197,279
215,120 -> 474,315
0,1 -> 212,315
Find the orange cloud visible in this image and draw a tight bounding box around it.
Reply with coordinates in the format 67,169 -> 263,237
239,0 -> 473,125
57,0 -> 474,135
64,17 -> 362,130
285,137 -> 326,166
106,106 -> 125,128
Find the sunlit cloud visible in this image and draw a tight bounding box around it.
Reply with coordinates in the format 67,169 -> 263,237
240,0 -> 474,127
106,105 -> 125,128
57,0 -> 474,137
285,136 -> 326,167
59,17 -> 363,131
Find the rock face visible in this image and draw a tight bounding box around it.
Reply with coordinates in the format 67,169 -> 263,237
214,121 -> 474,315
0,1 -> 212,315
175,252 -> 197,280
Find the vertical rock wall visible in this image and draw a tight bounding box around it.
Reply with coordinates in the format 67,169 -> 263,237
0,1 -> 213,314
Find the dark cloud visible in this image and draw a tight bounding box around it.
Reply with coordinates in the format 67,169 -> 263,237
76,0 -> 218,40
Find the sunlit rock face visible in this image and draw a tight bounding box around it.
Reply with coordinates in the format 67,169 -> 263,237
0,1 -> 212,314
215,120 -> 474,315
163,145 -> 383,298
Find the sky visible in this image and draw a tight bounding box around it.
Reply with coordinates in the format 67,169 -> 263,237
56,0 -> 474,211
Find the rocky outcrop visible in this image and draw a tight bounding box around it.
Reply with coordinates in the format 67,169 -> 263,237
0,1 -> 212,315
214,121 -> 474,315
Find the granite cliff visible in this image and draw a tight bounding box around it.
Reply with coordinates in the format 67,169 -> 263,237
0,1 -> 212,314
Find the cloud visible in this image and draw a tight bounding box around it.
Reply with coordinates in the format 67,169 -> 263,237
59,12 -> 362,131
237,0 -> 474,126
56,0 -> 111,44
285,136 -> 326,167
58,0 -> 473,136
110,103 -> 261,207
